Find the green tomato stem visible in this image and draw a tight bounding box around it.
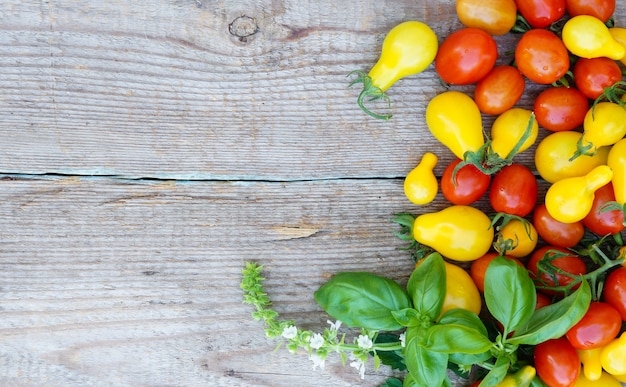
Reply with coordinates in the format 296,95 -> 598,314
348,70 -> 393,120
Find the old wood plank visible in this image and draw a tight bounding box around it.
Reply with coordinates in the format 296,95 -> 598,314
0,176 -> 434,386
6,1 -> 623,180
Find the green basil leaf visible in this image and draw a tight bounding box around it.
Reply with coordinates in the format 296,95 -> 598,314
448,350 -> 492,372
405,344 -> 448,387
425,324 -> 492,354
381,378 -> 403,387
438,308 -> 488,337
478,355 -> 510,387
407,253 -> 446,321
508,279 -> 591,346
391,308 -> 421,327
484,256 -> 536,336
403,373 -> 417,387
314,272 -> 411,331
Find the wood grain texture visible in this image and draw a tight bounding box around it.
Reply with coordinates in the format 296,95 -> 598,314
0,0 -> 578,181
1,1 -> 626,386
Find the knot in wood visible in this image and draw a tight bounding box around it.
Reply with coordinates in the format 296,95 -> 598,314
229,16 -> 259,42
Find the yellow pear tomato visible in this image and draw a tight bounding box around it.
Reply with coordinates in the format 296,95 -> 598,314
426,91 -> 485,160
440,261 -> 482,316
545,165 -> 613,223
490,108 -> 538,159
607,138 -> 626,204
412,205 -> 494,261
573,371 -> 623,387
535,131 -> 610,184
562,15 -> 626,60
404,152 -> 439,205
495,219 -> 538,258
609,27 -> 626,66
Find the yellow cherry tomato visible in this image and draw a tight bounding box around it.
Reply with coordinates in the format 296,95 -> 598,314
562,15 -> 626,60
496,366 -> 536,387
607,138 -> 626,204
404,152 -> 439,205
545,165 -> 613,223
413,205 -> 494,261
490,108 -> 538,159
601,332 -> 626,376
440,261 -> 482,316
609,27 -> 626,66
495,219 -> 538,258
578,348 -> 604,381
350,21 -> 438,119
573,371 -> 623,387
577,103 -> 626,158
455,0 -> 518,36
426,91 -> 485,160
535,131 -> 610,184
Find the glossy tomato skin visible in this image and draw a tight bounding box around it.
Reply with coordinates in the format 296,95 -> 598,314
573,57 -> 623,99
470,252 -> 523,293
515,29 -> 570,85
534,337 -> 580,387
534,87 -> 589,132
489,164 -> 538,217
527,246 -> 587,294
582,182 -> 625,235
516,0 -> 566,28
435,28 -> 498,85
474,66 -> 525,115
566,0 -> 616,22
533,204 -> 585,248
565,302 -> 622,349
456,0 -> 518,35
441,159 -> 491,205
604,267 -> 626,321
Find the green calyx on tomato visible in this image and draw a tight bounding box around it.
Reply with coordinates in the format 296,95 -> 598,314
349,20 -> 438,120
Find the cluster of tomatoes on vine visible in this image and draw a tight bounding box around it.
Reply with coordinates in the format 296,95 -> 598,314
351,0 -> 626,386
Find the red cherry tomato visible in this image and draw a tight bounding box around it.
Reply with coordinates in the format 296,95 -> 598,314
533,204 -> 585,248
583,182 -> 625,236
470,252 -> 524,293
489,164 -> 538,217
604,267 -> 626,321
573,57 -> 623,99
527,246 -> 587,295
536,292 -> 552,309
441,159 -> 491,205
533,87 -> 589,132
474,65 -> 526,115
534,337 -> 580,387
515,29 -> 570,85
435,28 -> 498,85
565,301 -> 622,349
566,0 -> 616,22
515,0 -> 566,28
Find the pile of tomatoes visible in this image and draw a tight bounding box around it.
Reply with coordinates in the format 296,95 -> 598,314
352,0 -> 626,386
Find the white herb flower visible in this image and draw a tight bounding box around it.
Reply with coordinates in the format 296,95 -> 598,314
349,354 -> 366,379
356,334 -> 373,350
281,325 -> 298,340
399,333 -> 406,348
327,320 -> 342,331
309,333 -> 325,350
310,352 -> 326,370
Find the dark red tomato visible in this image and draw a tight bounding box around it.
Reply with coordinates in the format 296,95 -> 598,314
565,302 -> 622,349
533,204 -> 585,248
441,159 -> 491,205
566,0 -> 616,22
534,337 -> 580,387
435,28 -> 498,85
515,0 -> 566,28
474,66 -> 526,115
536,292 -> 552,309
604,267 -> 626,321
515,29 -> 570,85
489,164 -> 538,217
470,252 -> 524,293
527,246 -> 587,295
583,182 -> 625,235
573,57 -> 623,99
533,87 -> 589,132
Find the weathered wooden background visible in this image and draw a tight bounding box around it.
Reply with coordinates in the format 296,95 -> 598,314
1,1 -> 625,386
